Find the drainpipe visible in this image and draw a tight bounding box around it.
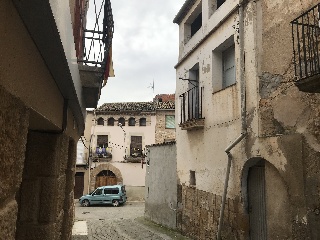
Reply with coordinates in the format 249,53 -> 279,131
217,1 -> 247,239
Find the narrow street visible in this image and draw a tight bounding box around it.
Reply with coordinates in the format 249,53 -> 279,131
72,202 -> 189,240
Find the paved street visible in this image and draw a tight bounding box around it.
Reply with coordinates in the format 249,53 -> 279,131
72,202 -> 189,240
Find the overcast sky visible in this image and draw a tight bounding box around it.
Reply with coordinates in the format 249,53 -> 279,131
96,0 -> 185,105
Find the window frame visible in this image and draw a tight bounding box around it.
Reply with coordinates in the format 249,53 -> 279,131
107,117 -> 115,126
97,117 -> 104,126
118,117 -> 125,126
128,117 -> 136,126
139,118 -> 147,126
184,1 -> 202,43
212,36 -> 236,93
165,115 -> 175,129
222,45 -> 236,88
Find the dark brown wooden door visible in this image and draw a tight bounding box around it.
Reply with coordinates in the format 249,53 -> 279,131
95,176 -> 117,188
74,172 -> 84,199
95,170 -> 117,188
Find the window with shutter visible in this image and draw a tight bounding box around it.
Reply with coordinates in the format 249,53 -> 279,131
165,115 -> 175,129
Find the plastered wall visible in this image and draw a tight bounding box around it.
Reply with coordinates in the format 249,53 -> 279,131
175,0 -> 320,239
145,144 -> 177,229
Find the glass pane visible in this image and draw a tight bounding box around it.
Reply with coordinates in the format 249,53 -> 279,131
165,115 -> 175,129
223,45 -> 236,88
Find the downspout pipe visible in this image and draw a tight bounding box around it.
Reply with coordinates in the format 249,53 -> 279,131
217,1 -> 247,239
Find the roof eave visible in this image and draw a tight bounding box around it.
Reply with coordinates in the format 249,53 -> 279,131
173,0 -> 197,24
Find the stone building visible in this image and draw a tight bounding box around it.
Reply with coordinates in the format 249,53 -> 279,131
173,0 -> 320,239
75,98 -> 175,201
0,0 -> 113,239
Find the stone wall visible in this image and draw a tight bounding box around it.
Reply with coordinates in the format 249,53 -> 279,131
177,185 -> 247,240
155,110 -> 175,144
15,132 -> 76,240
0,85 -> 77,240
0,86 -> 29,240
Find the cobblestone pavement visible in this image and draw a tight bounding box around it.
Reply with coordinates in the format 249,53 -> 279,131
72,202 -> 189,240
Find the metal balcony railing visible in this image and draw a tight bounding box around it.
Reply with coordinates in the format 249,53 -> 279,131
95,147 -> 112,158
77,0 -> 114,79
179,86 -> 204,124
291,4 -> 320,81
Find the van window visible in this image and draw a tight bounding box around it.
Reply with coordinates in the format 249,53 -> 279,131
112,189 -> 119,194
104,189 -> 112,194
104,188 -> 119,194
93,189 -> 103,195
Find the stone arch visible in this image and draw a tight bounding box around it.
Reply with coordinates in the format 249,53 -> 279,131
90,163 -> 123,191
241,157 -> 292,239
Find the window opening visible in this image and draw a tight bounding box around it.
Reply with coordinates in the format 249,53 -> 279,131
130,136 -> 142,157
222,45 -> 236,88
217,0 -> 226,9
97,117 -> 104,126
191,12 -> 202,37
96,135 -> 108,156
165,115 -> 175,129
107,117 -> 114,126
93,188 -> 103,195
118,117 -> 125,126
190,170 -> 196,186
129,117 -> 135,126
139,118 -> 146,126
189,64 -> 200,119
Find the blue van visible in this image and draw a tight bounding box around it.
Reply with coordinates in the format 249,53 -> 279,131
79,185 -> 127,207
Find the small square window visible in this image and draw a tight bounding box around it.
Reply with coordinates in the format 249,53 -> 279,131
118,117 -> 125,126
165,115 -> 175,129
107,117 -> 114,126
129,117 -> 135,126
139,118 -> 146,126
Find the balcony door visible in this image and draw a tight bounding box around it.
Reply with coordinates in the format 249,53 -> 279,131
188,64 -> 199,120
130,136 -> 142,157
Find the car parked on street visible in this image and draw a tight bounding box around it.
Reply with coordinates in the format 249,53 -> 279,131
79,185 -> 127,207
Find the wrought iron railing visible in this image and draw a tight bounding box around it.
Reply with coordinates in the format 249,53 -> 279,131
291,4 -> 320,81
179,86 -> 204,124
95,147 -> 112,158
77,0 -> 114,79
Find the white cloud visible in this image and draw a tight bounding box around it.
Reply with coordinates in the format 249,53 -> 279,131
96,0 -> 185,104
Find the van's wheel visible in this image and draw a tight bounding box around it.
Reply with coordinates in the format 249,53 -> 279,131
112,200 -> 119,207
81,199 -> 90,207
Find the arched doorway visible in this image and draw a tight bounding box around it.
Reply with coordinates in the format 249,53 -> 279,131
90,163 -> 123,192
95,170 -> 117,188
247,160 -> 267,240
243,158 -> 291,239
